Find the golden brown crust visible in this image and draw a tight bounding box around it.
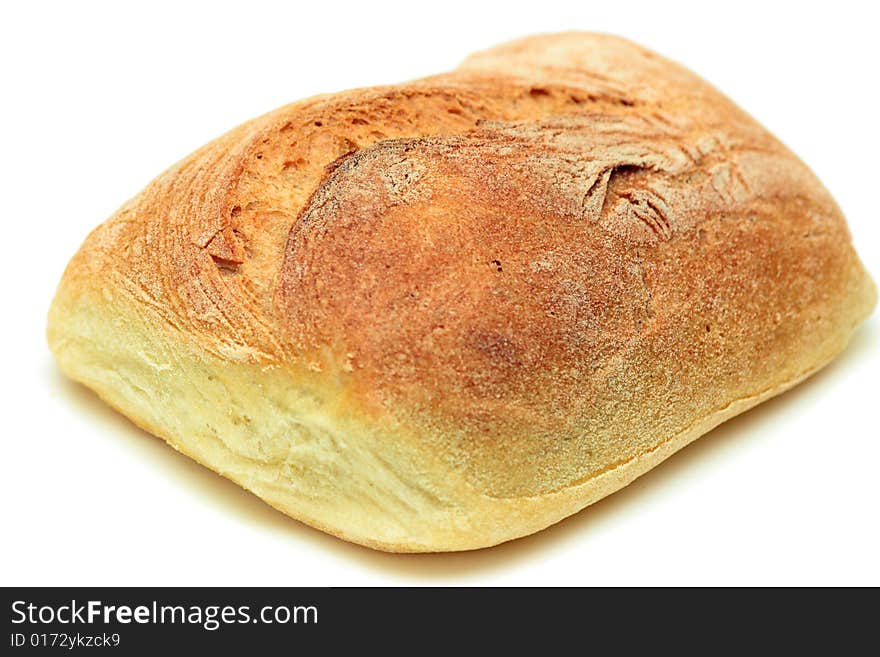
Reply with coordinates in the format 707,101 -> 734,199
48,32 -> 876,550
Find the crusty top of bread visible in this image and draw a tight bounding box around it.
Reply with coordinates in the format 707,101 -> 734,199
54,33 -> 875,505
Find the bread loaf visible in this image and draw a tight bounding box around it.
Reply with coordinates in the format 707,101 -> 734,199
47,33 -> 876,552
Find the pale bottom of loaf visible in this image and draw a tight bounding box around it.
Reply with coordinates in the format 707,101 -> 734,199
49,291 -> 870,553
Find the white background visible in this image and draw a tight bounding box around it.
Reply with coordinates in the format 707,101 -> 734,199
2,0 -> 878,586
